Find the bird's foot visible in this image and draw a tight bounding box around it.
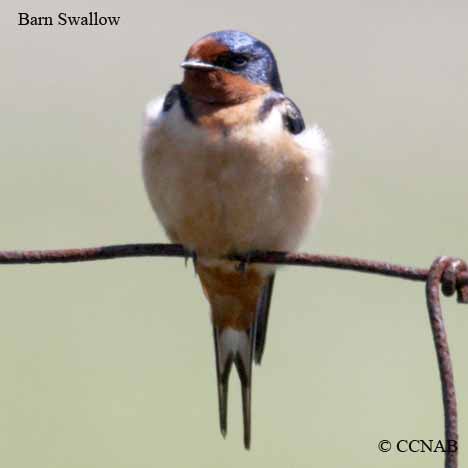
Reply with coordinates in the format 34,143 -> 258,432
184,249 -> 198,275
236,251 -> 255,274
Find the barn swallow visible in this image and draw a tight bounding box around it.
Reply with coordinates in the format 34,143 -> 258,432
141,30 -> 328,448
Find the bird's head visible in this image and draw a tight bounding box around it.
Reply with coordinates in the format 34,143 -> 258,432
181,30 -> 283,105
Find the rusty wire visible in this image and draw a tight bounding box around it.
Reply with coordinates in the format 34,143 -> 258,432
1,243 -> 467,467
426,257 -> 468,468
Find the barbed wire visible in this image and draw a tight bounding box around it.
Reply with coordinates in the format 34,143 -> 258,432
1,243 -> 467,468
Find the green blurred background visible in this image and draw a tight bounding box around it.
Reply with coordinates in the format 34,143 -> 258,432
1,1 -> 467,467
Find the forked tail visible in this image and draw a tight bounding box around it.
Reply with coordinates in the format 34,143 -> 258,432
197,264 -> 275,449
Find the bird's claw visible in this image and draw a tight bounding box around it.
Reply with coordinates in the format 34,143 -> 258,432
236,251 -> 254,274
184,249 -> 198,274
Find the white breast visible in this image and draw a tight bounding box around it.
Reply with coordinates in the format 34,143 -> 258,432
141,96 -> 328,257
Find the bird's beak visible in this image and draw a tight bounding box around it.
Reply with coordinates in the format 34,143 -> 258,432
180,59 -> 216,71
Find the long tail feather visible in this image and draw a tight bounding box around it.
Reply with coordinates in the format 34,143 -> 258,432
235,351 -> 253,449
213,328 -> 233,437
213,325 -> 256,449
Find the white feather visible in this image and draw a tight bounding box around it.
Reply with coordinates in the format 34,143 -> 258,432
144,97 -> 165,125
295,124 -> 330,187
218,328 -> 249,368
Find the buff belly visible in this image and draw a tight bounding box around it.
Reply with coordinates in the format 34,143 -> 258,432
143,136 -> 320,259
142,100 -> 323,258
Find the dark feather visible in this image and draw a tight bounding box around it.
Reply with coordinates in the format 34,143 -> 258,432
162,84 -> 197,123
258,92 -> 305,135
213,328 -> 233,437
162,85 -> 179,112
282,98 -> 305,134
257,93 -> 281,121
213,324 -> 256,449
234,350 -> 253,449
254,273 -> 276,365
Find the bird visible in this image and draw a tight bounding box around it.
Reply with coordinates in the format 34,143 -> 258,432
141,30 -> 328,449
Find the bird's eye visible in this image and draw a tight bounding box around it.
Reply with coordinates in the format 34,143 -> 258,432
214,53 -> 249,70
231,54 -> 248,68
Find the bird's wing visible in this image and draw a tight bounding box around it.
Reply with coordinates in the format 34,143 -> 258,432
254,273 -> 276,365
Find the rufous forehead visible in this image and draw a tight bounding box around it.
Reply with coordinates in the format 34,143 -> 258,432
186,37 -> 230,62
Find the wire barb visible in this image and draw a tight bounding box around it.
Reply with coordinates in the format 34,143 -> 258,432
0,243 -> 467,467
